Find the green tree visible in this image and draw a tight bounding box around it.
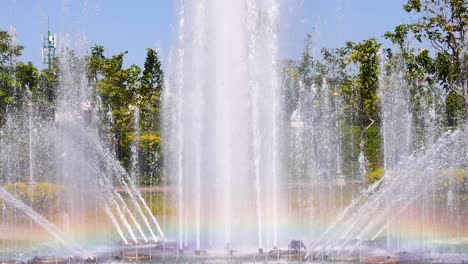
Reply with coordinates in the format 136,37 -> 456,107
15,62 -> 38,91
320,46 -> 360,177
89,45 -> 105,83
281,59 -> 301,117
141,48 -> 164,95
89,45 -> 140,165
138,48 -> 165,185
387,0 -> 468,122
0,30 -> 24,125
139,48 -> 164,131
297,35 -> 325,89
348,38 -> 382,171
37,68 -> 56,102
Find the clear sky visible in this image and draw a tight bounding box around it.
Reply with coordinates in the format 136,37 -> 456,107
1,0 -> 409,69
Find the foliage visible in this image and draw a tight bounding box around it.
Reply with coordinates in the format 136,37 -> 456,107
141,48 -> 164,96
31,182 -> 63,213
0,30 -> 58,127
446,90 -> 466,125
139,133 -> 161,147
348,38 -> 382,127
88,45 -> 165,185
286,36 -> 383,178
138,48 -> 165,186
15,62 -> 39,91
0,32 -> 166,186
386,0 -> 468,122
0,182 -> 63,215
366,167 -> 385,185
297,35 -> 315,89
3,182 -> 28,201
439,168 -> 468,195
35,64 -> 58,120
0,30 -> 24,125
364,125 -> 382,169
0,30 -> 23,65
142,192 -> 172,216
346,39 -> 382,175
450,168 -> 467,184
89,46 -> 139,165
341,125 -> 362,177
281,59 -> 301,117
1,0 -> 466,188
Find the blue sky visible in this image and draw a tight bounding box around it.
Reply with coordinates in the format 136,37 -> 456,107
1,0 -> 409,69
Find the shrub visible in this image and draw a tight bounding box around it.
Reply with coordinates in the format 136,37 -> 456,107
451,168 -> 467,184
31,182 -> 63,214
366,167 -> 385,185
3,182 -> 29,201
0,182 -> 63,215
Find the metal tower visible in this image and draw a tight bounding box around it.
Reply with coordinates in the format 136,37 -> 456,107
41,19 -> 56,69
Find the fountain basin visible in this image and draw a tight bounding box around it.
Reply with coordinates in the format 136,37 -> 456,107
267,249 -> 307,260
114,252 -> 151,262
0,259 -> 23,264
360,256 -> 399,264
194,249 -> 207,256
28,257 -> 70,264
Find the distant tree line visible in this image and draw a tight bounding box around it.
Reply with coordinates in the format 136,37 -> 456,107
0,0 -> 466,186
283,0 -> 467,183
0,30 -> 165,185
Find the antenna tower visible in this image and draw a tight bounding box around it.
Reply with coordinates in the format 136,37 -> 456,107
41,18 -> 56,69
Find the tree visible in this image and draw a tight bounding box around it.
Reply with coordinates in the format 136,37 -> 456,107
296,35 -> 327,90
320,46 -> 359,176
138,48 -> 165,185
139,48 -> 164,132
281,59 -> 301,117
15,62 -> 39,91
89,45 -> 138,165
89,45 -> 105,83
141,48 -> 164,95
0,30 -> 23,66
0,30 -> 24,125
321,46 -> 355,119
88,45 -> 166,185
348,38 -> 382,173
390,0 -> 468,121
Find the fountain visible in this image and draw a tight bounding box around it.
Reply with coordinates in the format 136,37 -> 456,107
0,0 -> 467,263
309,128 -> 467,252
0,35 -> 163,260
163,0 -> 283,251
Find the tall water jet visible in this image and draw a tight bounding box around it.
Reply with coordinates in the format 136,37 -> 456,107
285,60 -> 345,240
379,56 -> 413,170
130,104 -> 141,184
378,54 -> 413,251
54,35 -> 102,242
164,0 -> 282,250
